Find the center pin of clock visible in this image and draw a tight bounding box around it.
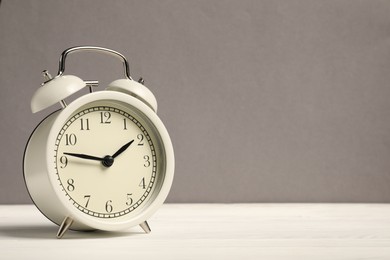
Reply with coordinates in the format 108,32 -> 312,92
102,155 -> 114,168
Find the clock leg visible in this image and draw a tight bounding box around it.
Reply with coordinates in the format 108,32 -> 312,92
139,221 -> 151,234
56,216 -> 74,239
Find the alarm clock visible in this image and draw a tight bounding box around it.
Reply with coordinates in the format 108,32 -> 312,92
23,46 -> 174,238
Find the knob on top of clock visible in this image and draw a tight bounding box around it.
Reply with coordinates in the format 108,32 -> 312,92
30,46 -> 158,113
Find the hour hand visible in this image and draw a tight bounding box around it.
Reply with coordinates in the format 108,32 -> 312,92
63,152 -> 104,162
112,140 -> 134,158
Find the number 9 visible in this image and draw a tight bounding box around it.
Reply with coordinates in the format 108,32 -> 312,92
59,156 -> 68,168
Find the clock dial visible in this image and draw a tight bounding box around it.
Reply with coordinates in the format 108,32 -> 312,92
54,101 -> 159,218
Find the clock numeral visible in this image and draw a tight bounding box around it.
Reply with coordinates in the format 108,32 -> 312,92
80,118 -> 90,130
123,118 -> 127,130
139,177 -> 146,189
126,193 -> 133,206
137,134 -> 144,146
143,155 -> 150,167
100,112 -> 111,124
59,156 -> 68,168
66,179 -> 75,192
84,195 -> 91,208
65,133 -> 77,146
105,200 -> 113,213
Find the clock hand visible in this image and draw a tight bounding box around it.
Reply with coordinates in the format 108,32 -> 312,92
112,140 -> 134,158
63,139 -> 134,167
63,152 -> 104,162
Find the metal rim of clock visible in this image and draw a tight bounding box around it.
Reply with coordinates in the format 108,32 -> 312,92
55,46 -> 133,81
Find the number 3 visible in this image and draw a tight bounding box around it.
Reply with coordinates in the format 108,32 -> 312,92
144,155 -> 150,167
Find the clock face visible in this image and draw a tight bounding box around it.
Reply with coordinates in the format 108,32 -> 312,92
54,100 -> 161,219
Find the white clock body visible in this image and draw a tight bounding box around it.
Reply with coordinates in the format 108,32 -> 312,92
23,90 -> 174,231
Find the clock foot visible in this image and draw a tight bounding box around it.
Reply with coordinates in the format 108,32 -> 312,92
56,216 -> 73,239
139,221 -> 151,234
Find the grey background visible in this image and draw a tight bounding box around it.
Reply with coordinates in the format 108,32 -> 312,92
1,0 -> 390,204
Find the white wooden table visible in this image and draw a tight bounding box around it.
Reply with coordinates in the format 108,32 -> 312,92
1,204 -> 390,259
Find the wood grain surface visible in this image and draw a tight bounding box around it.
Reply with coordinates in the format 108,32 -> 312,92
1,204 -> 390,259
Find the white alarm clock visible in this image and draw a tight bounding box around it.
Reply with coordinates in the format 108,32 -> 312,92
23,46 -> 174,238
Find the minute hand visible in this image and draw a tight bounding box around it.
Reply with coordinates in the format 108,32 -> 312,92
63,152 -> 104,162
